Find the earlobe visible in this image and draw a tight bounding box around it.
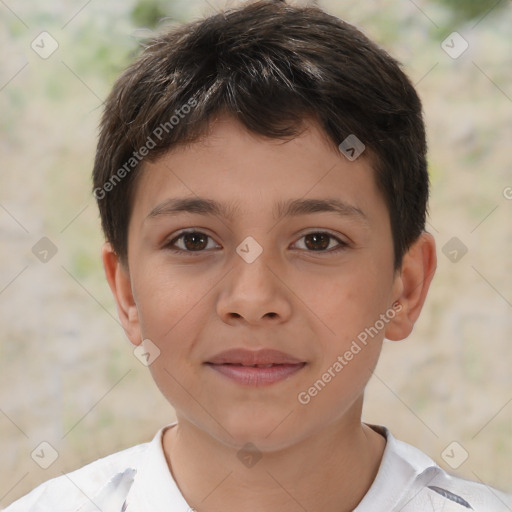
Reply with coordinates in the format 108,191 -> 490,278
384,232 -> 437,341
101,242 -> 142,346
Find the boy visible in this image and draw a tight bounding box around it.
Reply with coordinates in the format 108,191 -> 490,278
5,0 -> 512,510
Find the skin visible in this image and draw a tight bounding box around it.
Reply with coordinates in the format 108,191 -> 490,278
103,114 -> 436,512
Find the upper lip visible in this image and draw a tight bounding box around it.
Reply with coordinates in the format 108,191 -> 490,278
205,348 -> 304,366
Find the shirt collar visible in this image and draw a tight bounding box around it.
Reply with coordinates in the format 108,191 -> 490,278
354,424 -> 437,512
124,421 -> 189,512
123,422 -> 437,512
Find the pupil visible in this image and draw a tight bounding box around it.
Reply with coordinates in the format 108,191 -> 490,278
185,233 -> 207,250
305,233 -> 329,251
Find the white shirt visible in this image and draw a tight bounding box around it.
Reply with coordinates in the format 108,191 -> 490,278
4,422 -> 512,512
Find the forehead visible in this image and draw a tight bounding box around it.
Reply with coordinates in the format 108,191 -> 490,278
129,114 -> 385,227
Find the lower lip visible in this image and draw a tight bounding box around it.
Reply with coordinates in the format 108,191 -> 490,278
206,363 -> 306,386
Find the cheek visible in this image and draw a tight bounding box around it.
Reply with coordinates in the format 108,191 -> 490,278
297,336 -> 383,424
302,265 -> 388,337
134,263 -> 204,340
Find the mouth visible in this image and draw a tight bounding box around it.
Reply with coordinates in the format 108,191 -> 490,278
205,362 -> 306,386
204,349 -> 307,386
211,363 -> 285,368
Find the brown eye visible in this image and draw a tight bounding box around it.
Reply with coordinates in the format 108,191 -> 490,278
294,232 -> 348,253
165,231 -> 219,253
304,233 -> 331,251
180,232 -> 208,251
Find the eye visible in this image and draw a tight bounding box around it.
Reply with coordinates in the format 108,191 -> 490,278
164,230 -> 220,254
163,230 -> 348,255
293,231 -> 348,253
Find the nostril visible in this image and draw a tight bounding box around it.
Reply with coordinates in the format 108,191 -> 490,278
228,312 -> 277,319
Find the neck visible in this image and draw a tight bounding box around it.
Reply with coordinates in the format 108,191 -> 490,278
162,408 -> 386,512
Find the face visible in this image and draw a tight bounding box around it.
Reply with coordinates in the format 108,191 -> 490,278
112,115 -> 408,450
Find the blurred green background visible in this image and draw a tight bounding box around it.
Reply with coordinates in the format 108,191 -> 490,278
1,0 -> 511,506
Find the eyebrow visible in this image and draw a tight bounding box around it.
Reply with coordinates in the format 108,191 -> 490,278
146,197 -> 368,224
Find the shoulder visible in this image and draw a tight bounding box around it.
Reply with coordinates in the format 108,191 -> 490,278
3,442 -> 149,512
392,436 -> 512,511
360,425 -> 512,512
406,466 -> 512,511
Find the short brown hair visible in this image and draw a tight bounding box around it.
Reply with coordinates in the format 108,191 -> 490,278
92,0 -> 428,269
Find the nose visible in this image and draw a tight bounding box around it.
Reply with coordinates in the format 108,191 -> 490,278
216,250 -> 292,326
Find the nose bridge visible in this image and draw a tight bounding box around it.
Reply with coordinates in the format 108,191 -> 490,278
217,236 -> 291,323
231,236 -> 277,293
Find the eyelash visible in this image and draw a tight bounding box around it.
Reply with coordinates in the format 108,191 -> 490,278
163,229 -> 349,255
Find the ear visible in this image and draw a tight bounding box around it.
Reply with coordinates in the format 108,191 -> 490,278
101,242 -> 142,346
384,232 -> 437,341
